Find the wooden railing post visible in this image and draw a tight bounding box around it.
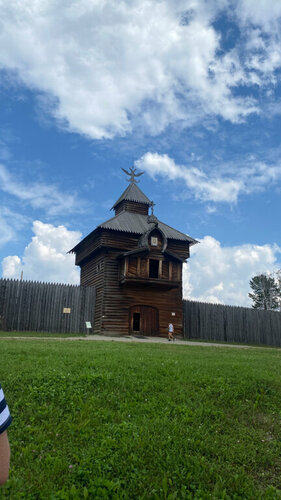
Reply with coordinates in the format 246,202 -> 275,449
169,262 -> 172,281
159,260 -> 162,279
146,258 -> 149,278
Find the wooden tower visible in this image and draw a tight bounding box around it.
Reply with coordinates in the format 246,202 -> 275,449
69,167 -> 197,337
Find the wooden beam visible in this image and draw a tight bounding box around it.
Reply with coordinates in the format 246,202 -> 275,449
169,261 -> 172,281
146,258 -> 149,278
137,257 -> 141,276
159,260 -> 162,279
124,257 -> 128,277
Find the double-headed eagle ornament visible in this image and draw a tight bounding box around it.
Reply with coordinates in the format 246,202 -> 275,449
122,166 -> 144,184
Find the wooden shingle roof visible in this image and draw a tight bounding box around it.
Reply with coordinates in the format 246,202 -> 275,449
99,211 -> 197,244
69,169 -> 198,255
111,182 -> 151,210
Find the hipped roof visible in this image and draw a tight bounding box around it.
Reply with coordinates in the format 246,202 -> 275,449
69,176 -> 198,255
111,182 -> 151,209
99,211 -> 197,244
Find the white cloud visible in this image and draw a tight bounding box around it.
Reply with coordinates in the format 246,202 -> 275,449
0,205 -> 29,247
136,152 -> 281,203
183,235 -> 281,306
237,0 -> 281,29
1,221 -> 81,284
0,164 -> 80,216
0,0 -> 265,139
0,216 -> 16,247
2,255 -> 21,278
235,1 -> 281,80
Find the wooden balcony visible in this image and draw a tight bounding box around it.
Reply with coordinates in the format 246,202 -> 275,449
119,256 -> 181,289
119,274 -> 180,289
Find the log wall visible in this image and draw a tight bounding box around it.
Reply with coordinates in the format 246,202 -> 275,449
101,249 -> 183,336
115,201 -> 149,215
80,252 -> 105,334
77,228 -> 188,337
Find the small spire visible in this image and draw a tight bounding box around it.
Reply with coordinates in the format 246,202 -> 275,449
121,166 -> 144,184
150,200 -> 155,215
147,201 -> 158,225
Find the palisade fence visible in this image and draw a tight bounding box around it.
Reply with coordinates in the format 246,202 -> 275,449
2,278 -> 281,343
183,299 -> 281,347
0,279 -> 96,334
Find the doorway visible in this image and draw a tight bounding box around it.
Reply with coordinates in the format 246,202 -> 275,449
133,312 -> 140,332
130,305 -> 159,336
149,259 -> 159,278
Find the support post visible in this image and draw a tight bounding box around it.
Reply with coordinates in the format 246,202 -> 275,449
159,260 -> 162,279
169,261 -> 172,281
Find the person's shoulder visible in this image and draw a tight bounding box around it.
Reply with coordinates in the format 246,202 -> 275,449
0,384 -> 12,434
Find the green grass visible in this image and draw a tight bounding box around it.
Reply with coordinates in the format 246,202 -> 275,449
0,340 -> 281,499
0,331 -> 86,338
184,338 -> 278,349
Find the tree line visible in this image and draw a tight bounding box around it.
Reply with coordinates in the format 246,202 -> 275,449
249,271 -> 281,311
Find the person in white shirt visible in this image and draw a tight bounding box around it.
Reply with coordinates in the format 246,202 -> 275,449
168,323 -> 175,341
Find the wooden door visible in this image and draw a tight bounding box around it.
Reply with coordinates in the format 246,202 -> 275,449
130,305 -> 159,336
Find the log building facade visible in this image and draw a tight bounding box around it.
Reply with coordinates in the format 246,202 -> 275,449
70,168 -> 197,337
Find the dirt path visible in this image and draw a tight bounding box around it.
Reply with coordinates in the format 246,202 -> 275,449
0,334 -> 267,349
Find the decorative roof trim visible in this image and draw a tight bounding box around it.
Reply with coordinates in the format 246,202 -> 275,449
138,224 -> 168,252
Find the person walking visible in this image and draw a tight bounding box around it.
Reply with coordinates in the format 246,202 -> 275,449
0,383 -> 12,485
168,322 -> 175,341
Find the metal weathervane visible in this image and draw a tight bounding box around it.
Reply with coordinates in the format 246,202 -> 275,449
122,166 -> 144,184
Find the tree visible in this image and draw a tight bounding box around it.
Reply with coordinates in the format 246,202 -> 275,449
249,273 -> 280,310
274,270 -> 281,310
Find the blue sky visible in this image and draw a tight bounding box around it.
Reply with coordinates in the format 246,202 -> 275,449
0,0 -> 281,306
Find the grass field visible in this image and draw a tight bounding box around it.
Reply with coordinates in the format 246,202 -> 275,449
0,332 -> 86,338
0,339 -> 281,499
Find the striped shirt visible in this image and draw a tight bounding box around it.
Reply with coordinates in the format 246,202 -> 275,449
0,384 -> 12,434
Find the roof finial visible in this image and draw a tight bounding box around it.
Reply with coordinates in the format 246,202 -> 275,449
147,200 -> 158,225
121,166 -> 144,184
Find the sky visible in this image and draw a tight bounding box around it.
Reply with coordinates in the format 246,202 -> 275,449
0,0 -> 281,307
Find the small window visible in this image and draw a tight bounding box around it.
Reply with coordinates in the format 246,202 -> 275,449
149,259 -> 159,278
